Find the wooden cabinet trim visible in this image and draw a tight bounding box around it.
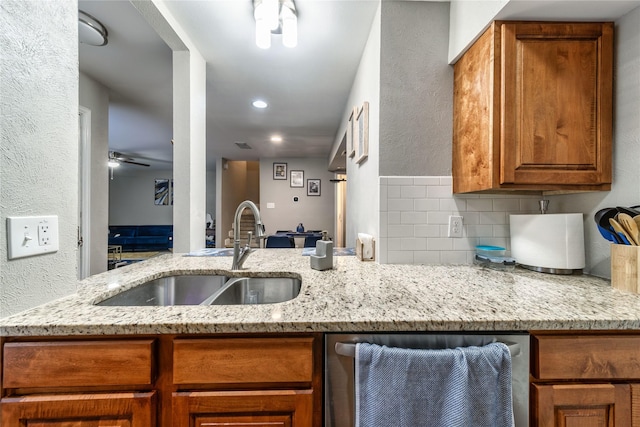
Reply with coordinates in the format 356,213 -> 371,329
1,391 -> 156,426
531,383 -> 631,427
532,334 -> 640,380
2,339 -> 155,389
173,337 -> 314,386
173,389 -> 313,427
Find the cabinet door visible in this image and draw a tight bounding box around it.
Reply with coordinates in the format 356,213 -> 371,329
173,390 -> 313,427
532,383 -> 630,427
1,392 -> 155,427
501,22 -> 613,188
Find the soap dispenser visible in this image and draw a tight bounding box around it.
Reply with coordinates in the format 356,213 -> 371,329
310,231 -> 333,271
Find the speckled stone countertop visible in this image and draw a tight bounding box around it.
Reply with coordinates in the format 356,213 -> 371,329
2,249 -> 640,336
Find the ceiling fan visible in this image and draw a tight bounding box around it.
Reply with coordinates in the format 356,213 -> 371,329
108,151 -> 150,167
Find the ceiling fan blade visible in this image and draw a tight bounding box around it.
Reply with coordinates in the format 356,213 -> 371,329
120,159 -> 150,167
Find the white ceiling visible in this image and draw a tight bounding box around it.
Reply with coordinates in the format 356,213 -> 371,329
79,0 -> 640,172
78,0 -> 379,171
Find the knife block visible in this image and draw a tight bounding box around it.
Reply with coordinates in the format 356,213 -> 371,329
611,244 -> 640,293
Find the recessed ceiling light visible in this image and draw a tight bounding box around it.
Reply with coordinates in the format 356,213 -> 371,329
252,100 -> 268,109
270,135 -> 283,143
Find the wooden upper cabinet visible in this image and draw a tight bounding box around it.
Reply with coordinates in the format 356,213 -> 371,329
453,21 -> 613,193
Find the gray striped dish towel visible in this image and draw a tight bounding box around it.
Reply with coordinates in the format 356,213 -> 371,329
355,342 -> 513,427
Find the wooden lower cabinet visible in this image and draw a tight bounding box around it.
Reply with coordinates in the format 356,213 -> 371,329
1,334 -> 321,427
531,332 -> 640,427
531,383 -> 631,427
173,389 -> 313,427
1,392 -> 156,426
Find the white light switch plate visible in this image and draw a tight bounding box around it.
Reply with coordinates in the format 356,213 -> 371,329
7,216 -> 59,259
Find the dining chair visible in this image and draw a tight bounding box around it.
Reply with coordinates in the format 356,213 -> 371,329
266,235 -> 295,248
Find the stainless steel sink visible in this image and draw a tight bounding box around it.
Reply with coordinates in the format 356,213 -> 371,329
96,275 -> 228,306
203,276 -> 302,305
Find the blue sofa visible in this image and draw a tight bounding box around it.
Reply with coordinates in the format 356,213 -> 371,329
109,225 -> 173,252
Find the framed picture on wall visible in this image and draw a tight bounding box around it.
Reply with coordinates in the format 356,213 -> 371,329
154,179 -> 170,205
347,106 -> 356,158
273,162 -> 287,180
307,179 -> 321,196
355,101 -> 369,164
290,170 -> 304,187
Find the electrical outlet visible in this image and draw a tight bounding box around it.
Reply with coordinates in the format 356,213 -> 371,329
448,215 -> 463,238
38,222 -> 51,245
7,216 -> 59,259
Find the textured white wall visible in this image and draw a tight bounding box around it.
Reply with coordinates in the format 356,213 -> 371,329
379,1 -> 453,177
259,158 -> 336,238
79,73 -> 109,275
0,0 -> 79,318
343,3 -> 382,252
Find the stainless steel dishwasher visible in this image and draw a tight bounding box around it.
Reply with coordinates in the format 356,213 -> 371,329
325,332 -> 529,427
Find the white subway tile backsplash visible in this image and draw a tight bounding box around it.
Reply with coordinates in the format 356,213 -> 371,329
439,176 -> 453,186
414,177 -> 440,186
493,224 -> 510,237
414,224 -> 440,237
414,251 -> 440,264
389,198 -> 415,211
388,238 -> 403,251
440,251 -> 468,264
466,198 -> 493,212
402,237 -> 427,251
378,176 -> 534,265
427,238 -> 453,251
379,185 -> 388,212
387,177 -> 414,186
466,225 -> 494,238
388,224 -> 415,237
401,211 -> 428,224
427,185 -> 452,198
388,186 -> 401,198
493,198 -> 520,212
401,186 -> 427,199
388,211 -> 401,224
388,251 -> 414,264
478,211 -> 506,225
427,211 -> 451,225
415,198 -> 440,211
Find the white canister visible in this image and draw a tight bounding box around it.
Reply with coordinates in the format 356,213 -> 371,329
509,213 -> 585,274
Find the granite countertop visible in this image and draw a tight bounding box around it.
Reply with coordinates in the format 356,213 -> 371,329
2,249 -> 640,337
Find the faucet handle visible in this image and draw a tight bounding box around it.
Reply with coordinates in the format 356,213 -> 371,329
246,231 -> 253,247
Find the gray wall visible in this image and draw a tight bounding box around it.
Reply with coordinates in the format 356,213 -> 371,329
109,169 -> 174,225
549,6 -> 640,278
259,158 -> 336,238
0,1 -> 79,318
79,73 -> 109,275
379,1 -> 453,177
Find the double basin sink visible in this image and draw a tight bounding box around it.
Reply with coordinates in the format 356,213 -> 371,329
96,275 -> 301,306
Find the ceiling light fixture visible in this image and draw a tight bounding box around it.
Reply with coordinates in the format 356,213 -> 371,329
252,99 -> 268,108
271,135 -> 283,143
253,0 -> 297,49
78,10 -> 108,46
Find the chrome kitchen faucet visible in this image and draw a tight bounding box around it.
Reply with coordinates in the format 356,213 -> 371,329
231,200 -> 266,270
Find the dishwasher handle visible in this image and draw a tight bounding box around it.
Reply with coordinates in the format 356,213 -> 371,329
335,340 -> 521,358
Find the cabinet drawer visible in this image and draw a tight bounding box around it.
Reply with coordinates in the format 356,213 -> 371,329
1,392 -> 156,426
532,334 -> 640,380
3,339 -> 155,389
173,337 -> 314,385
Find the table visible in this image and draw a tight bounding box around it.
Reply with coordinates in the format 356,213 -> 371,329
273,232 -> 322,248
